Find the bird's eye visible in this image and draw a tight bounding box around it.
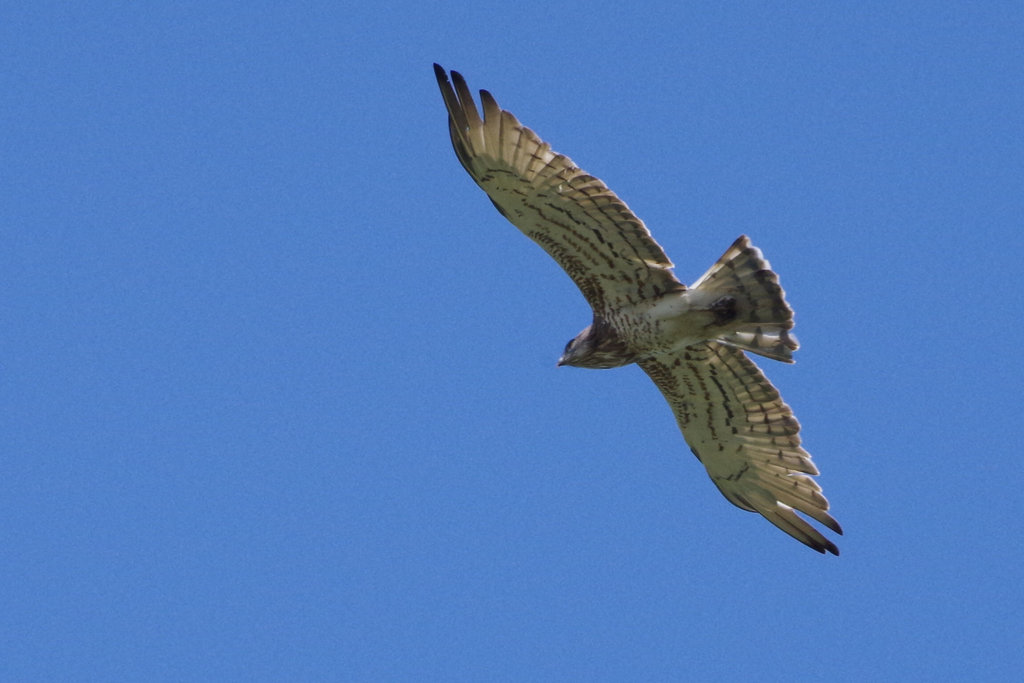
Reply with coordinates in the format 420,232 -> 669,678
563,339 -> 574,354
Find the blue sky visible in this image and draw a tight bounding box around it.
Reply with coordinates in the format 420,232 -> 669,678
3,2 -> 1022,680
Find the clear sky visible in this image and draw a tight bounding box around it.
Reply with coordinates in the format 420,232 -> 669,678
3,2 -> 1022,680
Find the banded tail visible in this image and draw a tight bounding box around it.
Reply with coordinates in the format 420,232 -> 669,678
691,235 -> 799,362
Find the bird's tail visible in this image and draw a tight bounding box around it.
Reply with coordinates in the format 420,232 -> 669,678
691,235 -> 799,362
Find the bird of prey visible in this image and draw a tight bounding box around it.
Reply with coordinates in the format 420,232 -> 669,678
433,64 -> 842,555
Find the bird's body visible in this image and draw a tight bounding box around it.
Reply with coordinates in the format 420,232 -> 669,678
561,290 -> 744,369
434,64 -> 842,555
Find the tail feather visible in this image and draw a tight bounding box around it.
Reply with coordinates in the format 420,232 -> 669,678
692,235 -> 799,362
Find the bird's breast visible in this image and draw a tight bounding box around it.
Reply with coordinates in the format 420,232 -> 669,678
612,291 -> 724,355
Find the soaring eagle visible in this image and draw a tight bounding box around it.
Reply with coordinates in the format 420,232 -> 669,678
434,65 -> 842,555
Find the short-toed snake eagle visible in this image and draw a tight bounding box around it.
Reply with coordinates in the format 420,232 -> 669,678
434,65 -> 842,555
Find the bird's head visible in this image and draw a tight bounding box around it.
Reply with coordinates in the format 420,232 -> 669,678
557,327 -> 594,368
557,321 -> 635,369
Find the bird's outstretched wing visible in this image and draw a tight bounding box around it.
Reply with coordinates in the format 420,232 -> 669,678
639,342 -> 843,554
434,64 -> 684,315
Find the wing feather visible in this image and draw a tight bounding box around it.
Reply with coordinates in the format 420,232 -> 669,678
434,64 -> 684,313
639,342 -> 842,555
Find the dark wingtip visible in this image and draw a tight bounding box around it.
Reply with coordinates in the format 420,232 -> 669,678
449,68 -> 467,91
479,88 -> 498,111
810,543 -> 839,556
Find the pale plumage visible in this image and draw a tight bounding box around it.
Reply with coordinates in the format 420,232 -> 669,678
434,64 -> 842,554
